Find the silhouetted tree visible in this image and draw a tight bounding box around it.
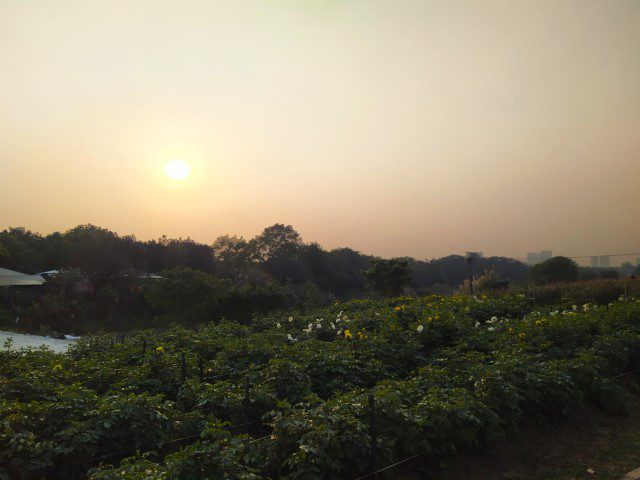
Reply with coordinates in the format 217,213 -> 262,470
530,256 -> 578,284
363,258 -> 413,297
249,224 -> 303,262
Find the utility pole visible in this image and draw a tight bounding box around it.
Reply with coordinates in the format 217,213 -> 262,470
466,253 -> 474,296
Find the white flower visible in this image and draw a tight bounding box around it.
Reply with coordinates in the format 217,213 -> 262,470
572,305 -> 577,311
487,327 -> 495,332
288,316 -> 293,323
417,325 -> 424,333
338,311 -> 343,317
619,296 -> 625,301
490,316 -> 498,323
308,323 -> 313,329
374,312 -> 380,316
316,323 -> 322,329
330,323 -> 336,329
474,321 -> 480,328
336,318 -> 341,323
337,330 -> 342,336
276,323 -> 281,329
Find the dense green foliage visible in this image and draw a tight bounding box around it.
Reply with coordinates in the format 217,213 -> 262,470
2,293 -> 640,479
5,224 -> 636,335
1,224 -> 532,333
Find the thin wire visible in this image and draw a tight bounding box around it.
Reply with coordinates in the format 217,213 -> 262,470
249,432 -> 274,443
352,453 -> 423,480
93,421 -> 258,462
609,368 -> 640,380
496,252 -> 640,261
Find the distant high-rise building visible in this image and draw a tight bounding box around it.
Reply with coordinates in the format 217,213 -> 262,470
599,255 -> 610,268
527,250 -> 553,266
590,256 -> 600,268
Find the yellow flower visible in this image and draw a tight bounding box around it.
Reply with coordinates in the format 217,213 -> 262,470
434,315 -> 439,320
535,320 -> 542,326
52,364 -> 63,372
519,332 -> 526,339
344,329 -> 353,339
508,328 -> 514,334
155,346 -> 165,354
357,331 -> 365,339
394,306 -> 405,312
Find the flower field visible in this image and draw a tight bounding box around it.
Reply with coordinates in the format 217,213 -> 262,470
2,294 -> 640,480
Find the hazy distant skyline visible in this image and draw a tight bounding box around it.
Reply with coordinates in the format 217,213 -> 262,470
2,0 -> 639,261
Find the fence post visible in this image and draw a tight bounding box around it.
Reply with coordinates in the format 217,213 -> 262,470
243,376 -> 251,432
368,393 -> 378,478
180,352 -> 187,382
531,286 -> 536,306
276,364 -> 288,400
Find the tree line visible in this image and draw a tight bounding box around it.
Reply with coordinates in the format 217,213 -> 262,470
1,223 -> 634,333
0,223 -> 532,293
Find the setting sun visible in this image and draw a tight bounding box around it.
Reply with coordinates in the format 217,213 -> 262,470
164,159 -> 190,181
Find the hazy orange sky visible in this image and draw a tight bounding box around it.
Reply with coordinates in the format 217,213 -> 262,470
1,0 -> 639,262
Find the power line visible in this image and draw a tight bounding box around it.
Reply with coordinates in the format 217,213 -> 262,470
470,252 -> 640,261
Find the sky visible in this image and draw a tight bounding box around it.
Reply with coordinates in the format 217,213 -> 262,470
1,0 -> 639,263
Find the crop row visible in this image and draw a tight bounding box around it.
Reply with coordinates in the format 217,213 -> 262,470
1,294 -> 639,479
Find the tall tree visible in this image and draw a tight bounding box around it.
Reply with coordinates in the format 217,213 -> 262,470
249,224 -> 302,262
363,258 -> 413,297
530,256 -> 578,284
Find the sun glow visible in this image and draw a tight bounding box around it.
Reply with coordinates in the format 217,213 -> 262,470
164,159 -> 191,180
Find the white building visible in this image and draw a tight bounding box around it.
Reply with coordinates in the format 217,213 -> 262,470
527,250 -> 553,266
